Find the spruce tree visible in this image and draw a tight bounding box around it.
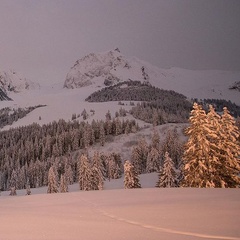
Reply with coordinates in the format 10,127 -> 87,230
182,103 -> 214,187
47,166 -> 58,193
91,152 -> 104,190
78,154 -> 93,191
60,174 -> 68,193
217,107 -> 240,187
131,138 -> 148,174
146,147 -> 160,173
124,160 -> 141,189
156,152 -> 177,188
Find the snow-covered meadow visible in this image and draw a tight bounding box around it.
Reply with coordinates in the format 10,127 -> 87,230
1,180 -> 240,240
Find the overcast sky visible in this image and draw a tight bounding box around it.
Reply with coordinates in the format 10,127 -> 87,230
0,0 -> 239,85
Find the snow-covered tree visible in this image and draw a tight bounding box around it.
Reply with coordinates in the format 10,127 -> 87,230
107,155 -> 121,180
182,103 -> 214,187
60,174 -> 68,193
64,164 -> 74,185
156,152 -> 177,188
99,121 -> 105,146
151,128 -> 160,149
47,166 -> 58,193
91,152 -> 104,190
78,154 -> 93,191
146,147 -> 160,173
9,169 -> 18,190
124,160 -> 141,189
131,138 -> 148,174
161,129 -> 183,167
217,107 -> 240,187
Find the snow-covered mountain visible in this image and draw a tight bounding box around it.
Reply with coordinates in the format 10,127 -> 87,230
0,69 -> 40,94
64,48 -> 148,88
64,49 -> 240,105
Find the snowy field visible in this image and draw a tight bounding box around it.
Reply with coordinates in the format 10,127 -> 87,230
0,179 -> 240,240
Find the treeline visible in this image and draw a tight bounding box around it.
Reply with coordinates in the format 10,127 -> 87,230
130,99 -> 191,125
0,105 -> 46,129
85,80 -> 188,102
193,98 -> 240,117
0,117 -> 139,191
7,150 -> 124,194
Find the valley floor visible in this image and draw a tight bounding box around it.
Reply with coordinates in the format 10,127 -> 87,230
0,182 -> 239,240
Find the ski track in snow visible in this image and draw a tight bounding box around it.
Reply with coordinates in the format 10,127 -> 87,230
80,197 -> 240,240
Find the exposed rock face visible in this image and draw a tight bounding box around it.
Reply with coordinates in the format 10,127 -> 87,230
0,88 -> 12,101
229,81 -> 240,91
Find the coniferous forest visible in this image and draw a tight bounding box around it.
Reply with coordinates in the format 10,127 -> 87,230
0,115 -> 138,191
0,98 -> 239,194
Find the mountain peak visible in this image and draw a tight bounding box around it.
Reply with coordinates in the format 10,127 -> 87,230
64,50 -> 150,88
0,69 -> 40,94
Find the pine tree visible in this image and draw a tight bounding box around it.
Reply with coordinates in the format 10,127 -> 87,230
182,103 -> 214,187
151,128 -> 160,149
99,121 -> 105,146
131,138 -> 148,174
60,174 -> 68,193
124,160 -> 141,189
9,169 -> 18,190
217,107 -> 240,187
91,152 -> 104,190
64,164 -> 74,185
156,152 -> 177,188
78,154 -> 93,191
205,105 -> 223,187
146,147 -> 160,173
47,166 -> 58,193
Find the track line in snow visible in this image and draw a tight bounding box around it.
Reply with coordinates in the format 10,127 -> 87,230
99,209 -> 240,240
80,197 -> 239,240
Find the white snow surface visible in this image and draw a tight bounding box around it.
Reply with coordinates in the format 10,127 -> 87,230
0,177 -> 239,240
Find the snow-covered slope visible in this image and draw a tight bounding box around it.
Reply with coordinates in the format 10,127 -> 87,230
0,69 -> 40,93
64,49 -> 240,105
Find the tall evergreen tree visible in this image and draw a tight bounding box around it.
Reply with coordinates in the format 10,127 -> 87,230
156,152 -> 177,188
131,138 -> 148,174
182,103 -> 214,187
60,174 -> 68,193
217,107 -> 240,187
146,147 -> 160,173
124,160 -> 141,189
78,154 -> 93,191
47,166 -> 58,193
91,152 -> 104,190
